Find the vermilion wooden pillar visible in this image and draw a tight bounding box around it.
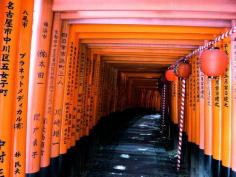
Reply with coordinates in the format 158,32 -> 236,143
12,0 -> 34,177
26,0 -> 53,174
0,1 -> 22,177
40,12 -> 61,170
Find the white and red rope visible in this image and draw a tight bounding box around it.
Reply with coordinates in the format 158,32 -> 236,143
161,84 -> 167,133
177,79 -> 186,171
168,26 -> 236,70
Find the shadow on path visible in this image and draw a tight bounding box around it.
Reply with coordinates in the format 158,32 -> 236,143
80,110 -> 190,177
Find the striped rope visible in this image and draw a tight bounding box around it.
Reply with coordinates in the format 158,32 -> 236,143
168,26 -> 236,69
177,79 -> 186,171
161,84 -> 167,133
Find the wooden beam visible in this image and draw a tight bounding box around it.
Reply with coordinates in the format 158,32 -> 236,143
102,58 -> 177,62
78,32 -> 215,40
98,53 -> 184,58
102,55 -> 179,59
125,73 -> 161,77
87,43 -> 197,50
69,18 -> 231,27
102,56 -> 177,62
80,39 -> 204,46
72,24 -> 224,34
105,61 -> 175,64
92,48 -> 190,55
92,48 -> 191,53
61,11 -> 236,20
53,0 -> 236,12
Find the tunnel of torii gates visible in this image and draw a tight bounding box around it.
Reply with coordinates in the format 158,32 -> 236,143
0,0 -> 236,177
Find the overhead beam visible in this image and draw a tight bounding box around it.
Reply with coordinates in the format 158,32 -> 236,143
61,11 -> 236,20
87,43 -> 197,49
90,46 -> 193,52
102,55 -> 180,59
110,64 -> 169,70
53,0 -> 236,12
102,57 -> 177,61
133,86 -> 158,90
124,73 -> 161,77
102,56 -> 177,62
72,24 -> 225,34
111,65 -> 168,69
111,64 -> 168,68
80,39 -> 204,46
101,55 -> 179,61
78,32 -> 215,40
92,48 -> 190,55
93,48 -> 190,53
99,54 -> 184,58
69,18 -> 231,27
130,79 -> 159,82
96,52 -> 186,58
128,79 -> 158,83
116,69 -> 166,72
105,61 -> 175,64
122,71 -> 162,74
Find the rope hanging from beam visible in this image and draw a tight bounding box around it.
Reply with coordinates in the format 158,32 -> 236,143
169,26 -> 236,69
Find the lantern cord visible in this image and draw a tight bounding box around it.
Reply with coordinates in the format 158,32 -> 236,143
168,26 -> 236,70
176,78 -> 186,171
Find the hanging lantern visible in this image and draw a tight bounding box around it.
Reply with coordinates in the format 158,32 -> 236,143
200,48 -> 228,76
165,69 -> 177,81
174,62 -> 191,79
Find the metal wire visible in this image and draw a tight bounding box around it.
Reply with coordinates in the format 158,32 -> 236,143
176,79 -> 186,171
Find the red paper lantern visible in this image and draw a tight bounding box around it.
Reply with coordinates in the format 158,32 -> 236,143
175,62 -> 191,79
200,49 -> 228,76
165,69 -> 177,81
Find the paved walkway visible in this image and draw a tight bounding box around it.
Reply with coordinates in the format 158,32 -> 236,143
82,114 -> 190,177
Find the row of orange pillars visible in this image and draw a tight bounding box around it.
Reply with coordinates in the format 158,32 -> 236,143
1,1 -> 236,177
0,1 -> 161,177
160,73 -> 236,177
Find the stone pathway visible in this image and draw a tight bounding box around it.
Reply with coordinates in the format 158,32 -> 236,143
82,114 -> 190,177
